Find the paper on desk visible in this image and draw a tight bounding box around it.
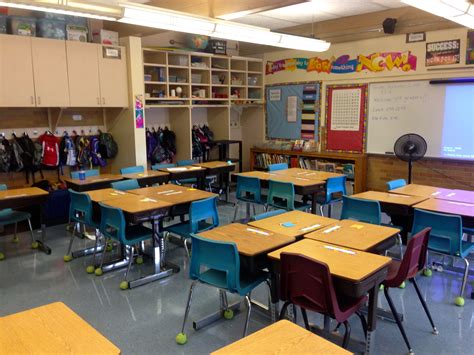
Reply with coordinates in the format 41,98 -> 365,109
4,194 -> 27,198
350,224 -> 364,230
388,193 -> 410,198
446,193 -> 456,197
165,191 -> 183,196
299,224 -> 321,232
157,190 -> 175,194
324,245 -> 355,255
246,228 -> 270,236
447,201 -> 473,206
431,191 -> 441,196
140,198 -> 157,202
167,167 -> 187,172
323,225 -> 341,234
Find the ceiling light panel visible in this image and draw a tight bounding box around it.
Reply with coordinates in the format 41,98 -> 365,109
402,0 -> 474,28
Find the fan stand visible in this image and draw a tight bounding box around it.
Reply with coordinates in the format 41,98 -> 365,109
407,159 -> 413,184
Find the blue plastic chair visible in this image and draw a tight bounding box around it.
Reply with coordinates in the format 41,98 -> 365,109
250,209 -> 286,222
176,159 -> 199,185
120,165 -> 145,175
151,163 -> 176,170
412,209 -> 474,306
164,196 -> 219,257
316,176 -> 347,217
111,179 -> 140,191
233,175 -> 266,222
65,189 -> 102,272
267,180 -> 309,212
387,179 -> 407,191
268,163 -> 288,171
0,184 -> 36,260
176,233 -> 269,344
341,195 -> 382,225
96,203 -> 153,289
70,169 -> 99,179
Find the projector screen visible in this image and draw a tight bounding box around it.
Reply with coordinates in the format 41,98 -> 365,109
367,80 -> 474,160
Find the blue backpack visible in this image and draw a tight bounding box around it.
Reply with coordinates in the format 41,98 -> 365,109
89,136 -> 106,167
146,130 -> 158,160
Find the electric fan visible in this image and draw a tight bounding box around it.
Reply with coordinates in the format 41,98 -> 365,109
393,134 -> 427,183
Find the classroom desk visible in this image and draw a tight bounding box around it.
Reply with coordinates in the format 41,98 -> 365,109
436,189 -> 474,204
0,302 -> 120,354
63,174 -> 124,192
129,183 -> 216,205
0,187 -> 50,254
158,166 -> 207,189
211,319 -> 351,355
121,170 -> 169,187
193,161 -> 235,201
304,219 -> 399,254
390,184 -> 454,199
85,188 -> 134,203
413,198 -> 474,227
248,210 -> 337,238
234,171 -> 325,214
268,239 -> 391,355
272,167 -> 345,181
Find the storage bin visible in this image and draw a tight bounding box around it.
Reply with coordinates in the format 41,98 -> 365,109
66,24 -> 88,42
144,74 -> 152,81
8,16 -> 36,36
191,73 -> 202,83
169,55 -> 188,66
0,15 -> 6,34
92,29 -> 118,46
37,18 -> 66,39
169,75 -> 177,82
248,76 -> 258,86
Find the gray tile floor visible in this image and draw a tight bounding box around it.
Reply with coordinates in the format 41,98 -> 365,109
0,198 -> 473,355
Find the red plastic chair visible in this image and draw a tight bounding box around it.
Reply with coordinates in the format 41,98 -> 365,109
382,227 -> 438,355
279,253 -> 368,349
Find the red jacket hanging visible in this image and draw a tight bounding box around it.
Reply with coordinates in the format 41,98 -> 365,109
39,133 -> 59,167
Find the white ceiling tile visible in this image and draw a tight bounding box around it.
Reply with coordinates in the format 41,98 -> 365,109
234,14 -> 300,29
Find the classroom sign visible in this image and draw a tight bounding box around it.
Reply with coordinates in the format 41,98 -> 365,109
266,51 -> 417,75
426,39 -> 460,66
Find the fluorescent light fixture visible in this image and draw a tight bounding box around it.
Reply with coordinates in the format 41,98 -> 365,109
402,0 -> 474,29
119,2 -> 330,52
0,1 -> 119,21
217,10 -> 255,21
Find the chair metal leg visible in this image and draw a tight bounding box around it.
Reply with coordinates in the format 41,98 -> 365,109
397,234 -> 404,259
183,238 -> 190,258
180,281 -> 197,334
252,204 -> 256,217
342,321 -> 351,349
27,219 -> 35,244
356,311 -> 368,338
123,246 -> 134,281
243,295 -> 252,337
300,307 -> 310,330
97,237 -> 110,270
66,223 -> 78,256
279,301 -> 291,320
12,222 -> 18,242
460,258 -> 470,298
328,204 -> 332,218
232,201 -> 239,222
384,287 -> 414,354
90,229 -> 101,266
319,205 -> 324,216
410,278 -> 438,334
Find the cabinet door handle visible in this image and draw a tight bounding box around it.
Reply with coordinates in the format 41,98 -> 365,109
102,97 -> 105,105
97,97 -> 100,105
30,96 -> 34,105
37,97 -> 41,105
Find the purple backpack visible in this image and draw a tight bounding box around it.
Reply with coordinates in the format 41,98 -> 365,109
89,136 -> 106,167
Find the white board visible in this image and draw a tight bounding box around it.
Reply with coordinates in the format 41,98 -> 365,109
367,80 -> 474,160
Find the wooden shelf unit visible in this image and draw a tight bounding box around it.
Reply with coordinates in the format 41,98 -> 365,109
249,148 -> 367,193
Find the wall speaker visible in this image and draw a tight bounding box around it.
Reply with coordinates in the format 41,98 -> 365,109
382,18 -> 397,34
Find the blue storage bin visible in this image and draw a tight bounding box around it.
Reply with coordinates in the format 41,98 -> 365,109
8,16 -> 36,36
37,18 -> 66,39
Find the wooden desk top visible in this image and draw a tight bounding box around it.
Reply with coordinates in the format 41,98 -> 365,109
121,170 -> 169,180
85,188 -> 134,203
436,189 -> 474,204
0,302 -> 120,354
236,171 -> 325,188
211,320 -> 350,355
268,239 -> 391,282
129,183 -> 216,205
101,194 -> 172,214
413,198 -> 474,218
199,223 -> 295,257
352,191 -> 428,207
193,161 -> 235,169
248,211 -> 337,238
63,174 -> 123,186
304,219 -> 400,252
0,187 -> 48,200
273,168 -> 344,181
159,165 -> 205,173
391,184 -> 454,198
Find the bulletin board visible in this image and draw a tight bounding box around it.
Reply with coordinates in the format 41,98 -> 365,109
266,82 -> 321,140
325,84 -> 368,153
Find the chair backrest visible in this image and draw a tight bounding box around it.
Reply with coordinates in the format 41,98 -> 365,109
268,180 -> 295,211
0,184 -> 7,191
189,196 -> 219,233
236,175 -> 262,204
189,233 -> 240,292
69,189 -> 94,225
386,228 -> 431,287
386,179 -> 407,191
340,195 -> 381,225
111,179 -> 140,191
98,203 -> 126,244
250,209 -> 286,221
120,165 -> 145,175
151,163 -> 176,170
177,159 -> 196,166
280,253 -> 343,321
70,169 -> 99,179
268,163 -> 288,172
412,209 -> 463,256
322,176 -> 347,204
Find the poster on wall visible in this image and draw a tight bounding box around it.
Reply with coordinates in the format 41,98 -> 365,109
467,30 -> 474,65
426,39 -> 460,66
330,89 -> 362,131
135,95 -> 144,129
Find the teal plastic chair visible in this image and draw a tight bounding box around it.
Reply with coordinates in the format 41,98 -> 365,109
65,189 -> 102,273
120,165 -> 145,175
267,180 -> 309,212
233,175 -> 266,222
0,184 -> 36,260
111,179 -> 140,191
151,163 -> 176,170
96,203 -> 153,289
412,208 -> 474,306
316,176 -> 347,217
268,163 -> 288,171
177,159 -> 199,185
250,209 -> 286,222
387,179 -> 407,191
164,196 -> 219,257
70,169 -> 99,179
176,233 -> 269,345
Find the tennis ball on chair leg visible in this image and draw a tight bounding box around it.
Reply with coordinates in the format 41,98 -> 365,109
176,332 -> 187,345
11,236 -> 19,243
63,255 -> 73,262
455,296 -> 465,307
120,281 -> 129,290
423,268 -> 432,277
86,265 -> 95,274
31,241 -> 39,249
94,268 -> 103,276
398,281 -> 406,289
223,309 -> 234,320
0,252 -> 5,260
136,256 -> 144,265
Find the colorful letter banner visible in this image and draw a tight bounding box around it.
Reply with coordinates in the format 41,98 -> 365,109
266,51 -> 417,75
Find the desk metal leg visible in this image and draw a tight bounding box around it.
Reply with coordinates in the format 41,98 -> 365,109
366,285 -> 380,355
311,192 -> 318,215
